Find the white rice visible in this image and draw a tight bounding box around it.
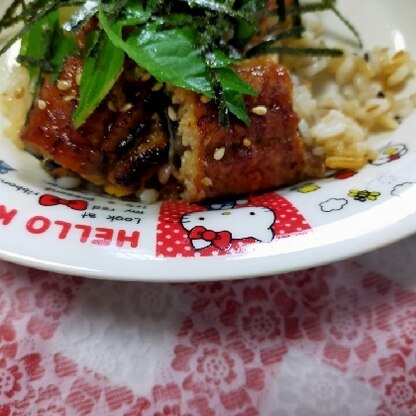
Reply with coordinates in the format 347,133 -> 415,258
0,64 -> 31,148
284,13 -> 416,170
56,176 -> 82,189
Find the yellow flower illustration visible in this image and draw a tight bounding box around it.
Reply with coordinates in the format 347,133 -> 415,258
348,189 -> 381,202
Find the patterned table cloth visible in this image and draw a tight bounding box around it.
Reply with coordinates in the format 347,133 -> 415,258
0,234 -> 415,416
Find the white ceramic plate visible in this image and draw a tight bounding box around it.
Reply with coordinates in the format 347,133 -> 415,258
0,0 -> 415,282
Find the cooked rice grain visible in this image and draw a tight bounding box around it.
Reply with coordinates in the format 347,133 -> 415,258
285,20 -> 416,170
0,65 -> 31,147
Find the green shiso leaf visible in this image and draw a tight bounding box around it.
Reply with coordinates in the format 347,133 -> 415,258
0,0 -> 363,126
72,22 -> 124,127
99,8 -> 212,96
18,11 -> 59,79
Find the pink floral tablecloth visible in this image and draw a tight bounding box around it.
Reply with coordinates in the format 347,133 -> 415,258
0,234 -> 415,416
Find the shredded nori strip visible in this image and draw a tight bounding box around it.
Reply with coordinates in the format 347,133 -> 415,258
322,0 -> 362,48
246,26 -> 304,57
262,46 -> 344,57
0,0 -> 362,127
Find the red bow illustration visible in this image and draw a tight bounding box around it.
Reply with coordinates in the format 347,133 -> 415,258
189,226 -> 232,250
39,194 -> 88,211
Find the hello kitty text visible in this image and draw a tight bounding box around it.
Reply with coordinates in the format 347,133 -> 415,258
0,204 -> 140,248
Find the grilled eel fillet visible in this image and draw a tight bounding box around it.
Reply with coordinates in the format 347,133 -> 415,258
20,55 -> 171,197
171,57 -> 311,201
20,55 -> 319,202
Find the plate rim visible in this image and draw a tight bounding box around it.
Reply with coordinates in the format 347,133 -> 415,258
1,200 -> 415,282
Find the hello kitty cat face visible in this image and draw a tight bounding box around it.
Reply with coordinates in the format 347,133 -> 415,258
181,206 -> 275,250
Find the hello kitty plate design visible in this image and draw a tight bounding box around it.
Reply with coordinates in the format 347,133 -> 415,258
1,0 -> 416,281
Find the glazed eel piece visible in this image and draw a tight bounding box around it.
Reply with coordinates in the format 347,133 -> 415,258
20,51 -> 316,201
20,53 -> 170,197
171,57 -> 310,201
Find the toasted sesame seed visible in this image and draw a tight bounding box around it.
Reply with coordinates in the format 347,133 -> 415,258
37,99 -> 47,110
107,101 -> 117,112
152,82 -> 163,91
63,95 -> 76,102
57,80 -> 72,91
120,103 -> 133,112
167,106 -> 177,121
251,105 -> 267,115
243,138 -> 252,147
200,95 -> 211,103
141,72 -> 152,82
213,147 -> 225,160
75,72 -> 82,86
201,177 -> 213,187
